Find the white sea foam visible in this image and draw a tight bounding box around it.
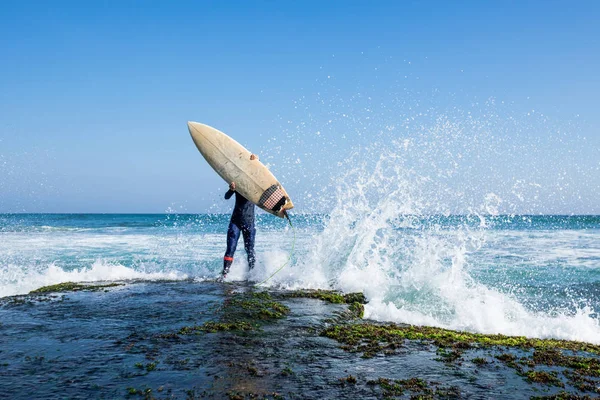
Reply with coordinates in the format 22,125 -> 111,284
259,128 -> 600,344
0,259 -> 188,297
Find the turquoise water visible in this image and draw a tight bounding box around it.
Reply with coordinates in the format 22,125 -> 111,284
1,213 -> 599,343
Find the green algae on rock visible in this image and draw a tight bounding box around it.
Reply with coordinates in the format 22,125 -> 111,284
225,391 -> 284,400
532,349 -> 600,376
134,362 -> 158,373
321,323 -> 600,357
171,291 -> 288,338
472,357 -> 489,365
530,391 -> 598,400
322,322 -> 600,395
348,302 -> 365,319
283,289 -> 367,304
225,291 -> 290,321
563,370 -> 600,394
125,386 -> 152,397
29,282 -> 123,294
526,370 -> 564,387
436,347 -> 464,363
366,377 -> 460,398
339,374 -> 357,385
178,321 -> 255,334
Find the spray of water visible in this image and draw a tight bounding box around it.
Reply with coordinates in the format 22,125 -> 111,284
259,104 -> 600,343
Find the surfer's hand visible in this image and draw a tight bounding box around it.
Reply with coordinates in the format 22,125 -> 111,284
229,182 -> 236,191
250,154 -> 259,161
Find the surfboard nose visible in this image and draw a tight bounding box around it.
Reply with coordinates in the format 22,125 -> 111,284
188,121 -> 209,135
188,121 -> 203,138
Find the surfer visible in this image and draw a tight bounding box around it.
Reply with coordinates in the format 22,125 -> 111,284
221,154 -> 259,279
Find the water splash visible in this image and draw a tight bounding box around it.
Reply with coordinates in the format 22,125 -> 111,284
265,109 -> 600,343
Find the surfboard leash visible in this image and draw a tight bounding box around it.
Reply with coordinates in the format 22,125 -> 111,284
255,211 -> 296,287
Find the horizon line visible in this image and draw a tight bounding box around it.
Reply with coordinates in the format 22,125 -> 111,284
1,212 -> 599,217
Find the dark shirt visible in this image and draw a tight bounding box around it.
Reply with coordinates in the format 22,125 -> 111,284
225,190 -> 255,226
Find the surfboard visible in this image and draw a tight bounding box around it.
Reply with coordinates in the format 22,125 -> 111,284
187,121 -> 294,218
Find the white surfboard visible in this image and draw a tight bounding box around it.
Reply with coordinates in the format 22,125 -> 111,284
188,121 -> 294,218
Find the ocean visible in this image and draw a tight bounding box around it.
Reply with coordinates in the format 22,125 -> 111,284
1,212 -> 599,344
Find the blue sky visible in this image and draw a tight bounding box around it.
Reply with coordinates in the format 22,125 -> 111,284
1,0 -> 599,213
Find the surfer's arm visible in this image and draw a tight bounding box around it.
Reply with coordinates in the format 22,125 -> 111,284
225,182 -> 236,199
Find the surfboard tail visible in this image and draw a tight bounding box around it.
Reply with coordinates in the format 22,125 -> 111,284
258,184 -> 294,218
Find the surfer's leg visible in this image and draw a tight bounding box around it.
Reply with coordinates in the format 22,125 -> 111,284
242,224 -> 256,270
223,222 -> 241,277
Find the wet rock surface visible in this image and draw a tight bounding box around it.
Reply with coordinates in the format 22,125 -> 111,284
0,281 -> 599,399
